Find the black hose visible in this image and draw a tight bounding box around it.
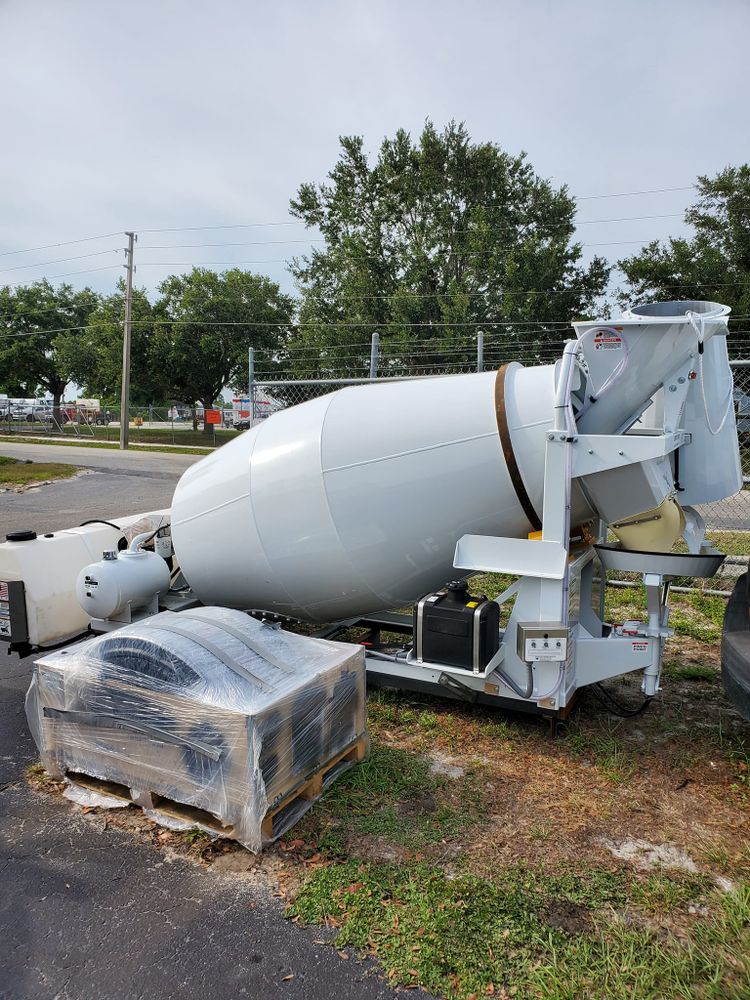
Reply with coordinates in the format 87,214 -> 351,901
590,682 -> 653,718
79,519 -> 121,530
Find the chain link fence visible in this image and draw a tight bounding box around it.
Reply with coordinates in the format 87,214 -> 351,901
0,402 -> 242,446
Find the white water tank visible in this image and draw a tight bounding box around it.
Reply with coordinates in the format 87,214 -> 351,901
171,365 -> 589,622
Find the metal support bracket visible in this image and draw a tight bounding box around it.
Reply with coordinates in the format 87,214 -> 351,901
571,431 -> 690,478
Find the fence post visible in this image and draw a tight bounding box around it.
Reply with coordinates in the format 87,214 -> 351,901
477,331 -> 484,373
370,332 -> 380,379
248,347 -> 255,426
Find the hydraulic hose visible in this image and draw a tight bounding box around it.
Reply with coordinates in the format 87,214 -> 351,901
496,663 -> 534,699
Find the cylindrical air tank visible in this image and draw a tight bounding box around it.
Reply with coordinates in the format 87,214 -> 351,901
171,365 -> 592,623
76,549 -> 171,621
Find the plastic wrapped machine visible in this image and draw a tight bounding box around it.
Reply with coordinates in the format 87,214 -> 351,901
25,608 -> 367,851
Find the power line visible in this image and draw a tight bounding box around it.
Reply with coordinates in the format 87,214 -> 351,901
0,232 -> 122,259
0,229 -> 715,286
140,239 -> 323,250
0,248 -> 123,275
0,181 -> 706,260
4,264 -> 123,289
138,221 -> 308,235
577,185 -> 694,200
136,236 -> 689,253
136,209 -> 696,239
2,308 -> 749,343
133,193 -> 702,235
575,212 -> 684,225
0,198 -> 720,283
0,319 -> 567,340
127,236 -> 698,268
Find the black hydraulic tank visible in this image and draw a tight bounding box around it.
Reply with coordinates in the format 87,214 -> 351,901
413,580 -> 500,671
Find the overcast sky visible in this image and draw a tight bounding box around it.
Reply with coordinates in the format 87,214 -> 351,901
1,0 -> 748,302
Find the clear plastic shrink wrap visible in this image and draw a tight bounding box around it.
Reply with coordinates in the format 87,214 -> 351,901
25,608 -> 367,851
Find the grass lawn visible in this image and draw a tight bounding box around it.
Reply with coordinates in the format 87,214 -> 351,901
0,435 -> 213,456
0,455 -> 80,488
28,576 -> 750,999
0,423 -> 235,448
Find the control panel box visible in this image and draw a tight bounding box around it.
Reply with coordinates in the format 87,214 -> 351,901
516,622 -> 568,663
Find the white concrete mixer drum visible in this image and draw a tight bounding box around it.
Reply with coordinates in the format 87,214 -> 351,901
170,366 -> 592,623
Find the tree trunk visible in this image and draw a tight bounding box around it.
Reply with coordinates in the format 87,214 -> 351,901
200,394 -> 219,437
52,391 -> 63,429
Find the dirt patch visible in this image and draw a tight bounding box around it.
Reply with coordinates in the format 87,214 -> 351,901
210,851 -> 259,873
344,834 -> 412,863
544,898 -> 592,935
667,635 -> 721,669
397,789 -> 437,817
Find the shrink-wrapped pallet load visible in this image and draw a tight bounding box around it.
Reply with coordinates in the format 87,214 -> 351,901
26,608 -> 367,851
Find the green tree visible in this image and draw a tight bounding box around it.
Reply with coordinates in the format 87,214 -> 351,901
618,166 -> 750,350
153,268 -> 295,433
64,280 -> 168,406
0,280 -> 101,422
289,121 -> 610,373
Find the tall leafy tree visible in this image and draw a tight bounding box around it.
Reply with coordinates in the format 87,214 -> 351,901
0,280 -> 101,422
153,268 -> 295,432
289,121 -> 610,373
618,166 -> 750,350
63,280 -> 167,406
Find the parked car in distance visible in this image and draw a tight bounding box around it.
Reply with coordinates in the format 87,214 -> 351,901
11,405 -> 33,420
29,406 -> 54,423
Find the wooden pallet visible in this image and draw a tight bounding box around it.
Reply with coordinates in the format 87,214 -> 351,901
260,734 -> 368,840
64,732 -> 368,846
65,770 -> 238,837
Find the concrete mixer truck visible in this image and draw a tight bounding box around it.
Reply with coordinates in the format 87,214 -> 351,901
1,299 -> 747,727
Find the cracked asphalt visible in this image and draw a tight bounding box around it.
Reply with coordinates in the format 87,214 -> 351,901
0,452 -> 413,1000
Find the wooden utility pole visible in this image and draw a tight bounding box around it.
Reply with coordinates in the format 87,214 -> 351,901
119,231 -> 136,449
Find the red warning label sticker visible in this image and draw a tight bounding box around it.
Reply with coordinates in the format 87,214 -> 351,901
632,641 -> 649,652
593,327 -> 623,351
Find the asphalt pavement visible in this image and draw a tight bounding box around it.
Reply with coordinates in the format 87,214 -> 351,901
0,444 -> 413,1000
0,656 -> 406,1000
0,442 -> 200,537
0,440 -> 200,473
